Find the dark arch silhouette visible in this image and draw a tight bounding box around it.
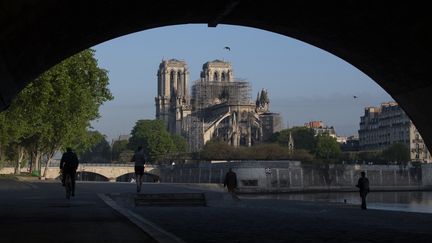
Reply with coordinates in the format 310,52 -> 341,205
55,171 -> 109,182
116,172 -> 160,183
0,1 -> 431,149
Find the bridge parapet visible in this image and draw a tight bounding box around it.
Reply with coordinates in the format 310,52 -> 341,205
43,163 -> 159,180
49,162 -> 135,167
1,163 -> 160,181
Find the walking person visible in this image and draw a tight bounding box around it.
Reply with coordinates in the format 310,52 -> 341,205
60,147 -> 79,197
224,168 -> 238,198
356,171 -> 370,210
131,146 -> 146,193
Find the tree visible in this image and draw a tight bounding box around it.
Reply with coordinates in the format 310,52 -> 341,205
128,120 -> 178,163
200,140 -> 235,160
315,135 -> 341,161
271,127 -> 316,151
118,149 -> 134,163
169,134 -> 188,162
382,143 -> 410,165
250,144 -> 291,160
358,150 -> 383,164
0,108 -> 29,173
291,149 -> 314,162
0,80 -> 45,174
171,134 -> 188,153
79,131 -> 111,163
0,49 -> 112,176
38,49 -> 112,176
199,142 -> 300,161
112,140 -> 129,161
309,135 -> 343,187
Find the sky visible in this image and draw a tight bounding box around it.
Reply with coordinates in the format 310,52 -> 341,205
91,24 -> 393,142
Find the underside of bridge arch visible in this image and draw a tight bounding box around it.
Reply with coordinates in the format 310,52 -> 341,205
116,172 -> 160,183
76,172 -> 109,182
54,171 -> 109,181
1,1 -> 431,149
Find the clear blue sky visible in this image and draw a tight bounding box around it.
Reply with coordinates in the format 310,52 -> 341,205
91,24 -> 393,142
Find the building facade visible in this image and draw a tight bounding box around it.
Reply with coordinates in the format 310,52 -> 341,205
358,102 -> 431,162
304,120 -> 337,138
155,59 -> 282,151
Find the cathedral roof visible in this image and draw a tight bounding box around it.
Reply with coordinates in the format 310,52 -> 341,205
202,60 -> 231,69
168,58 -> 184,63
159,58 -> 187,69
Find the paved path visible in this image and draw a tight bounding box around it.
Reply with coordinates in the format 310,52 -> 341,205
111,184 -> 432,243
2,179 -> 432,242
0,178 -> 156,243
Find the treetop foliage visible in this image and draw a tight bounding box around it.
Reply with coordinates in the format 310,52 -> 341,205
128,119 -> 187,163
0,49 -> 113,171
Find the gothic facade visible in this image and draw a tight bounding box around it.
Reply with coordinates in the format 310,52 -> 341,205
155,59 -> 191,135
155,59 -> 282,151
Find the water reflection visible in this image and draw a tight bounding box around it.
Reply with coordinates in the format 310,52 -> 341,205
240,191 -> 432,214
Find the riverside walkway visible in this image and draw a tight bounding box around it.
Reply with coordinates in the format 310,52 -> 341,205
111,183 -> 432,243
1,177 -> 432,242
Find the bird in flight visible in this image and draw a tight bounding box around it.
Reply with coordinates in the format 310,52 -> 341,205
353,95 -> 358,99
224,46 -> 231,51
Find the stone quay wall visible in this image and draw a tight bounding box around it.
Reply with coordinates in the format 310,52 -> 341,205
158,161 -> 428,193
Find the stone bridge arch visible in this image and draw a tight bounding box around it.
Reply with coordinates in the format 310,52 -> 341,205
116,172 -> 160,183
0,1 -> 431,150
43,163 -> 160,182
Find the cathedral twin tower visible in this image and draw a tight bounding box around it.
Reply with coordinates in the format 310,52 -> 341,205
155,59 -> 236,135
155,59 -> 191,134
155,59 -> 282,151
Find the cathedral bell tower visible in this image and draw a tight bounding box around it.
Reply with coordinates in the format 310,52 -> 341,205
155,59 -> 191,134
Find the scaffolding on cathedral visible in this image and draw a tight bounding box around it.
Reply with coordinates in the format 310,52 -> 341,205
191,79 -> 252,111
155,59 -> 281,152
184,79 -> 254,151
182,115 -> 204,152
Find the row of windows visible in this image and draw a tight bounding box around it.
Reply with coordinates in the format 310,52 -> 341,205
170,71 -> 185,81
208,71 -> 231,81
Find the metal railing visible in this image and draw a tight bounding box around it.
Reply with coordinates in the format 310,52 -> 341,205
48,162 -> 135,167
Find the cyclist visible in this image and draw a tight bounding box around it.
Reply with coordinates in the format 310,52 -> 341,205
131,146 -> 146,193
60,147 -> 79,197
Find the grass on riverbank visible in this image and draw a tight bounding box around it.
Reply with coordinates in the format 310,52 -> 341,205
0,172 -> 40,181
0,174 -> 18,180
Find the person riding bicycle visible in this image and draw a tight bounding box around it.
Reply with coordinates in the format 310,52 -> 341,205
60,147 -> 79,197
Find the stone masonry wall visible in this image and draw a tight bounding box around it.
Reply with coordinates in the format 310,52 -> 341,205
158,161 -> 424,193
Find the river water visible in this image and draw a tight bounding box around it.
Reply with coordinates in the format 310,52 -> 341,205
240,191 -> 432,214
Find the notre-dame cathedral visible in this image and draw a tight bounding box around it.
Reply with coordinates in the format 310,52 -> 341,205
155,59 -> 282,151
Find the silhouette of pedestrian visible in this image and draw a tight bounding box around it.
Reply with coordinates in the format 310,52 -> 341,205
356,171 -> 370,210
224,168 -> 238,197
131,146 -> 146,193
